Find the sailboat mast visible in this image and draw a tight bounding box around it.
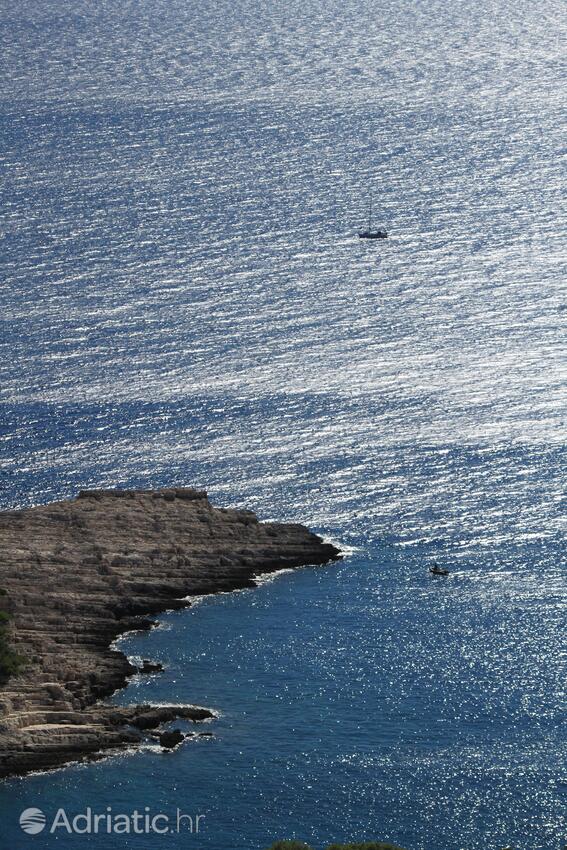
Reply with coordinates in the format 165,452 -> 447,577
357,188 -> 387,239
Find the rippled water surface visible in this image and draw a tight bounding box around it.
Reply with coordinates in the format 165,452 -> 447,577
1,1 -> 566,848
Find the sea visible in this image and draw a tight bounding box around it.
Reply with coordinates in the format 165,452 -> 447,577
0,1 -> 565,848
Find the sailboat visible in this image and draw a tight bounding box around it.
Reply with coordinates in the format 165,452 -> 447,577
358,195 -> 387,240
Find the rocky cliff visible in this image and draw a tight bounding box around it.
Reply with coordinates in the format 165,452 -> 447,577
0,488 -> 340,778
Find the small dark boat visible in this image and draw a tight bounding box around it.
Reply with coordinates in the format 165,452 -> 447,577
358,195 -> 387,240
429,565 -> 449,576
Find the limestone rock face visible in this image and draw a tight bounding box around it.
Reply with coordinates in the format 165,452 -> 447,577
0,488 -> 340,778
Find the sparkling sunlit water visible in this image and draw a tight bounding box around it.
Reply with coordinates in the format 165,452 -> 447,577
0,1 -> 566,848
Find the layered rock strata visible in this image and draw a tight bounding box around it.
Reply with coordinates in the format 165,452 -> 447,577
0,488 -> 340,778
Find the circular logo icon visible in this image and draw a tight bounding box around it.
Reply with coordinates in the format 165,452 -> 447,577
19,808 -> 46,835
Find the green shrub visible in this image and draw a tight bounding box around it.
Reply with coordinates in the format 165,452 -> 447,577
264,843 -> 313,850
327,844 -> 406,850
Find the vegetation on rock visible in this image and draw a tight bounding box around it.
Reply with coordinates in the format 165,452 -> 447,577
265,842 -> 406,850
327,844 -> 406,850
265,843 -> 313,850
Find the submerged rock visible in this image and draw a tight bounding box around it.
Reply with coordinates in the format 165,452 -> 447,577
158,729 -> 185,749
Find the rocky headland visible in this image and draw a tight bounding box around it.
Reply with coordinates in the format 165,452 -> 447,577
0,488 -> 340,778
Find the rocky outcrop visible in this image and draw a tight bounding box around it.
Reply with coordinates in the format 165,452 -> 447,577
0,488 -> 340,778
138,659 -> 164,674
158,728 -> 186,750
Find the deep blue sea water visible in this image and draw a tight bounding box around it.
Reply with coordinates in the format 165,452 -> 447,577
1,1 -> 566,848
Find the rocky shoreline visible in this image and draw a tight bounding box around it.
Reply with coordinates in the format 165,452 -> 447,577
0,488 -> 340,779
